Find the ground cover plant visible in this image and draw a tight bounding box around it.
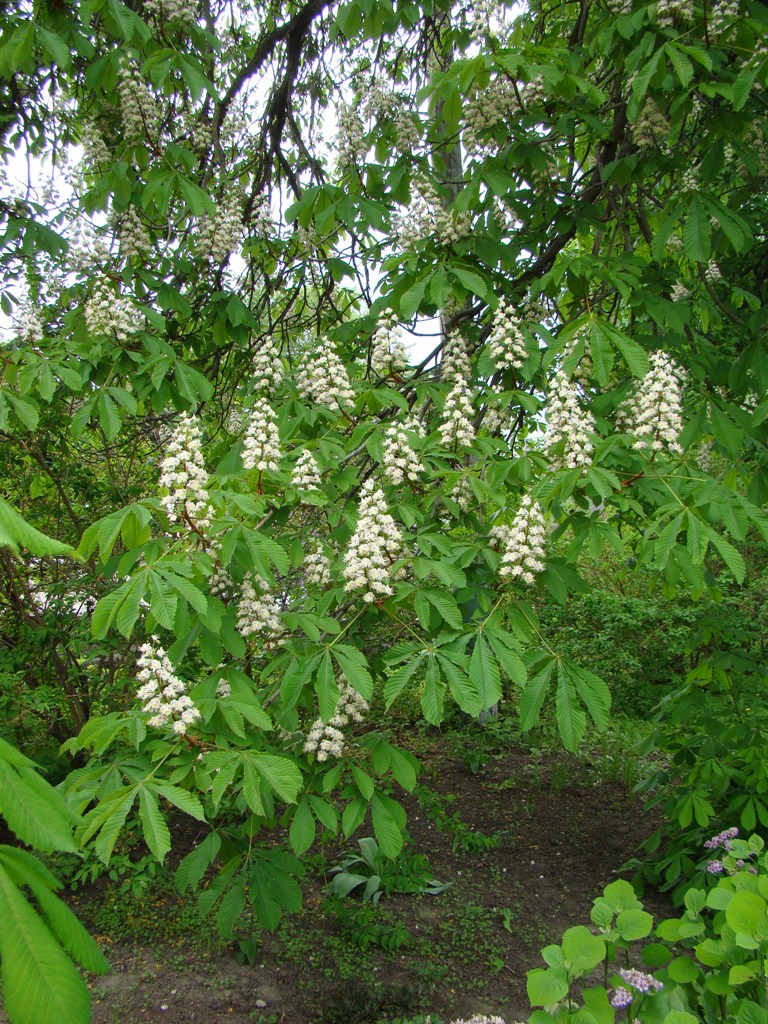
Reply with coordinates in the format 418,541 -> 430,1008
0,0 -> 767,1019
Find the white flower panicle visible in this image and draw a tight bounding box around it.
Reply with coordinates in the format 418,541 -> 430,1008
395,181 -> 472,251
619,351 -> 684,453
303,679 -> 369,761
297,339 -> 355,412
135,638 -> 201,735
216,678 -> 232,698
159,413 -> 212,530
292,448 -> 322,491
382,415 -> 425,485
251,336 -> 283,394
208,563 -> 233,599
440,374 -> 476,449
236,575 -> 282,639
498,496 -> 547,584
482,384 -> 507,435
450,476 -> 474,512
242,401 -> 281,472
371,312 -> 409,375
343,479 -> 402,603
118,206 -> 151,259
14,304 -> 43,346
117,58 -> 160,142
250,193 -> 272,237
546,370 -> 595,470
490,299 -> 528,372
463,78 -> 514,155
441,330 -> 472,382
85,275 -> 143,341
304,540 -> 332,587
145,0 -> 197,24
81,124 -> 110,172
335,100 -> 368,170
198,189 -> 243,263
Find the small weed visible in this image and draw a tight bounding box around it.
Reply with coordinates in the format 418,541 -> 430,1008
415,786 -> 503,853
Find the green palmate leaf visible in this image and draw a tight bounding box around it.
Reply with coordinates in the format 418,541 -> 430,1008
567,660 -> 611,732
289,799 -> 316,856
138,788 -> 171,863
249,754 -> 302,804
423,589 -> 463,630
683,195 -> 711,263
384,653 -> 426,709
0,849 -> 109,975
555,661 -> 587,752
281,652 -> 322,711
439,656 -> 482,716
370,793 -> 405,859
520,656 -> 556,731
0,864 -> 93,1024
468,635 -> 501,711
176,833 -> 222,892
0,761 -> 78,854
315,651 -> 340,722
0,499 -> 79,559
331,644 -> 373,700
421,657 -> 446,725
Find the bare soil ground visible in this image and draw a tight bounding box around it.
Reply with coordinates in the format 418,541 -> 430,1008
55,738 -> 668,1024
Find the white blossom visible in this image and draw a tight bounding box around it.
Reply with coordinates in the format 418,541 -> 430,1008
159,413 -> 212,530
489,298 -> 528,372
546,369 -> 595,470
14,303 -> 43,346
335,100 -> 368,170
343,479 -> 402,603
117,58 -> 160,142
236,575 -> 282,639
303,678 -> 369,761
440,374 -> 476,449
198,189 -> 243,263
450,476 -> 474,512
297,339 -> 355,412
216,678 -> 232,698
382,415 -> 425,485
292,448 -> 322,492
118,206 -> 151,259
304,540 -> 331,587
371,312 -> 409,376
242,401 -> 281,472
498,496 -> 548,585
135,638 -> 201,734
249,336 -> 283,395
85,275 -> 143,342
618,351 -> 684,453
394,180 -> 471,251
144,0 -> 197,24
441,331 -> 472,382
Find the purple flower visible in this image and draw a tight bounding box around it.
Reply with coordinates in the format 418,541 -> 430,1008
618,969 -> 663,994
611,987 -> 633,1008
704,827 -> 739,851
706,859 -> 725,874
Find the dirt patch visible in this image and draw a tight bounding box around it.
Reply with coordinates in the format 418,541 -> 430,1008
38,740 -> 670,1024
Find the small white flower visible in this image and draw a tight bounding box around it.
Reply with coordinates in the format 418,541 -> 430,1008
159,413 -> 212,530
292,449 -> 322,491
242,401 -> 281,472
440,374 -> 476,449
382,415 -> 425,485
497,496 -> 548,583
297,338 -> 355,412
546,369 -> 594,470
236,575 -> 282,639
343,479 -> 402,603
